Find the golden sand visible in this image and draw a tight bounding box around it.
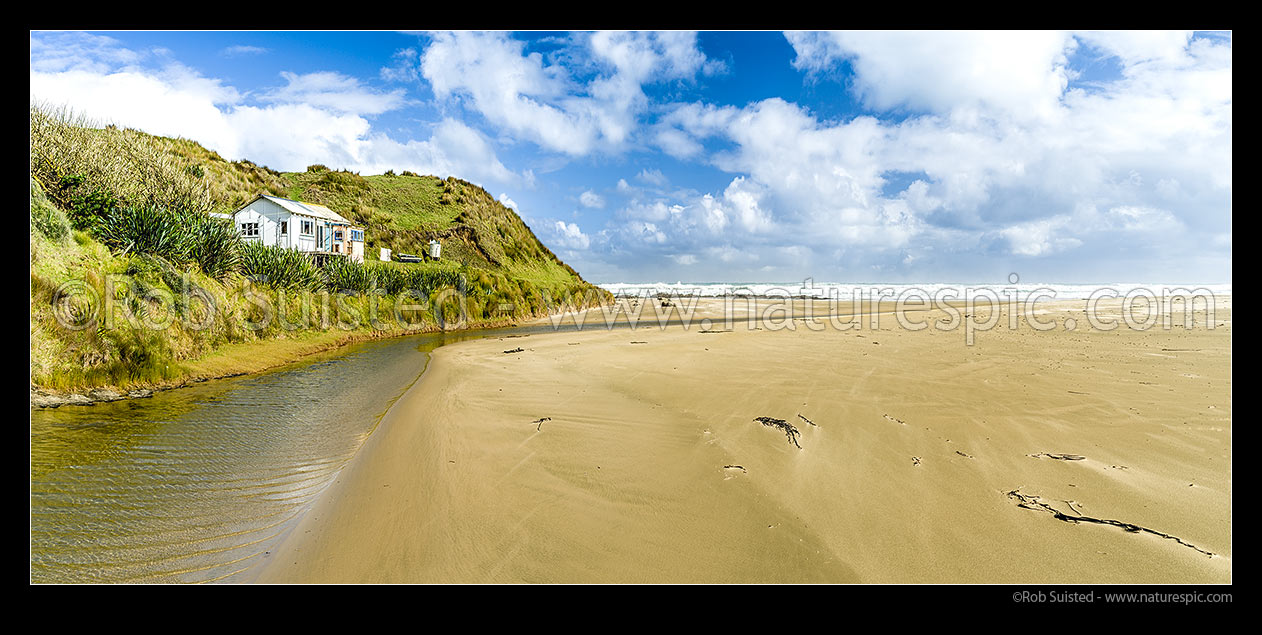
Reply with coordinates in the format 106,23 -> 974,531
258,297 -> 1231,583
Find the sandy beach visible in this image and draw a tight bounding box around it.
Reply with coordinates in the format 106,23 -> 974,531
257,296 -> 1231,583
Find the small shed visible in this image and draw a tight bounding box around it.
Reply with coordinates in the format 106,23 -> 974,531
231,194 -> 366,263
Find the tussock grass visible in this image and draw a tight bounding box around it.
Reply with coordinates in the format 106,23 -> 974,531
30,103 -> 213,216
29,102 -> 610,393
240,242 -> 322,291
30,177 -> 70,242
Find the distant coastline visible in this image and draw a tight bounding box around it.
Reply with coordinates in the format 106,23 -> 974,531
598,281 -> 1233,299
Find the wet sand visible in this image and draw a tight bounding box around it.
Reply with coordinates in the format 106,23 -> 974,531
258,297 -> 1231,583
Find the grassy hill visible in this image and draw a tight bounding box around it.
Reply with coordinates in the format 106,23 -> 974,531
29,104 -> 609,394
30,104 -> 591,288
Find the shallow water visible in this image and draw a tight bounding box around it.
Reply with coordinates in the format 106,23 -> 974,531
30,329 -> 513,583
30,310 -> 726,584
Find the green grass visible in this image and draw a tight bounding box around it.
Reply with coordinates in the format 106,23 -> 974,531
288,170 -> 456,232
32,103 -> 596,285
29,103 -> 611,393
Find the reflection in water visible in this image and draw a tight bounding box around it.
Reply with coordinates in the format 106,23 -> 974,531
30,329 -> 503,583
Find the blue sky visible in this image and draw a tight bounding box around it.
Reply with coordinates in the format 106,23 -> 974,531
30,30 -> 1231,284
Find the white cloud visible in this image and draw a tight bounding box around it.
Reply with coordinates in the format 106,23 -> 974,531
31,68 -> 244,155
695,194 -> 728,233
579,190 -> 605,208
1075,31 -> 1194,68
221,45 -> 268,57
418,31 -> 721,156
706,245 -> 747,263
653,101 -> 737,159
606,31 -> 1230,280
423,118 -> 518,183
636,168 -> 668,186
786,30 -> 1074,121
999,216 -> 1081,256
721,177 -> 773,233
621,220 -> 668,244
498,193 -> 518,209
652,126 -> 703,159
421,31 -> 593,155
380,47 -> 420,82
262,71 -> 406,116
29,45 -> 519,187
30,31 -> 144,73
1105,205 -> 1182,233
552,220 -> 591,249
28,31 -> 1230,282
589,31 -> 720,82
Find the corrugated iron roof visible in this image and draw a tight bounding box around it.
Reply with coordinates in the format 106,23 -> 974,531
258,195 -> 352,224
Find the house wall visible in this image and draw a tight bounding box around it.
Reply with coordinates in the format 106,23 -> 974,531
235,200 -> 278,248
234,198 -> 362,257
237,198 -> 306,249
294,216 -> 318,252
350,236 -> 365,263
325,225 -> 366,262
330,225 -> 346,255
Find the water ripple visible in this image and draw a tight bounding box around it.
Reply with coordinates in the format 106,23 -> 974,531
30,333 -> 452,583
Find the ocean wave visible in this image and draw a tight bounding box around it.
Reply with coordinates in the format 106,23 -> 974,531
597,281 -> 1232,301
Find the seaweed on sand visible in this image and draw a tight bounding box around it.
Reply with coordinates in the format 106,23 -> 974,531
754,416 -> 801,449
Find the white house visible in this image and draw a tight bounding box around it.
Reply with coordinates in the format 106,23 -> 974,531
232,195 -> 365,263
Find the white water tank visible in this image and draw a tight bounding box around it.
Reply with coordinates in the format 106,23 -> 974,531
380,247 -> 392,261
428,240 -> 441,259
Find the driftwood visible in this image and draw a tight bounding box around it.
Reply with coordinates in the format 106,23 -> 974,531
504,347 -> 525,354
1029,453 -> 1085,461
531,417 -> 551,431
797,413 -> 817,427
754,416 -> 801,449
1006,489 -> 1214,557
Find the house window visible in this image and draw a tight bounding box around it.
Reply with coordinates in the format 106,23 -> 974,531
240,222 -> 259,237
280,221 -> 288,235
334,230 -> 344,242
350,229 -> 364,242
301,220 -> 314,236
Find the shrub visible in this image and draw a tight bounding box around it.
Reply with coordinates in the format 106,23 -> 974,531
323,256 -> 375,293
370,263 -> 464,296
185,216 -> 242,280
30,179 -> 71,242
316,169 -> 369,194
95,205 -> 189,259
66,186 -> 120,232
30,103 -> 212,216
240,242 -> 321,291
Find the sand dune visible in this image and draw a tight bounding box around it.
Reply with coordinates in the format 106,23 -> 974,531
258,297 -> 1231,583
